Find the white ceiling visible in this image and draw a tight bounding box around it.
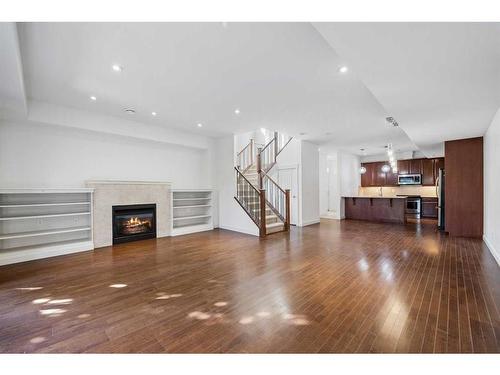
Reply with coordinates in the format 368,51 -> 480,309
15,22 -> 416,155
313,22 -> 500,157
2,22 -> 498,157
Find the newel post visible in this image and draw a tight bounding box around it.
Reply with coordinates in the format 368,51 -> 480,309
259,189 -> 266,237
285,189 -> 291,231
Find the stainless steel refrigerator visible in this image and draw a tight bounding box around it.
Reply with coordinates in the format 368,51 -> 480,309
436,168 -> 445,230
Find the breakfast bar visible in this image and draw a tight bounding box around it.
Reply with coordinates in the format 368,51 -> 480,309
343,196 -> 407,224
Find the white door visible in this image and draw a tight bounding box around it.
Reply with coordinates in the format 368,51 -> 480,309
277,167 -> 299,225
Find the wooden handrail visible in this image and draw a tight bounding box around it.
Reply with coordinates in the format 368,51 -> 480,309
260,137 -> 275,155
262,173 -> 286,195
234,167 -> 260,194
237,139 -> 253,157
276,136 -> 293,156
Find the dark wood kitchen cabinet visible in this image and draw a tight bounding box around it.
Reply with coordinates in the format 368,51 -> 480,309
445,137 -> 483,238
385,169 -> 398,186
422,159 -> 434,185
360,157 -> 444,187
421,197 -> 438,218
434,157 -> 444,181
374,162 -> 387,186
397,160 -> 410,175
409,159 -> 423,174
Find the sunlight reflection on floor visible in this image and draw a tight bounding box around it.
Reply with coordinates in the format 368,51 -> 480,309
109,284 -> 127,288
32,298 -> 51,304
29,336 -> 46,344
188,311 -> 211,320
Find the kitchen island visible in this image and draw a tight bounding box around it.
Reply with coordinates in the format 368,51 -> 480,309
343,196 -> 407,224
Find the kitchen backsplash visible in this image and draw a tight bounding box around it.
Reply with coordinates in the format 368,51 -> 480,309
358,186 -> 437,197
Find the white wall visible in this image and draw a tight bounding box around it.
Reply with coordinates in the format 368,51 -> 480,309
215,135 -> 259,236
484,108 -> 500,265
319,150 -> 360,219
0,120 -> 213,189
300,141 -> 320,226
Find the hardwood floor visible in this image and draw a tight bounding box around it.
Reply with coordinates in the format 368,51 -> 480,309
0,219 -> 499,353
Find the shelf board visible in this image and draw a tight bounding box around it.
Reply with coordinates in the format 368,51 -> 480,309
0,202 -> 90,208
0,226 -> 91,240
0,212 -> 91,221
172,222 -> 213,232
173,204 -> 211,208
172,214 -> 211,221
173,198 -> 211,201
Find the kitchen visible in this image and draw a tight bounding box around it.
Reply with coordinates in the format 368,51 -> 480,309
344,156 -> 445,227
340,137 -> 483,238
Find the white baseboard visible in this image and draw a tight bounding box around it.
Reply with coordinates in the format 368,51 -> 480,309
218,225 -> 259,237
0,241 -> 94,266
299,219 -> 321,227
483,234 -> 500,266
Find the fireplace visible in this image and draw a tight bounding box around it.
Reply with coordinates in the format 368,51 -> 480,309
112,204 -> 156,244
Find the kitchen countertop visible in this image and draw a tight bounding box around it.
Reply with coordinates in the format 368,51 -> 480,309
342,196 -> 407,199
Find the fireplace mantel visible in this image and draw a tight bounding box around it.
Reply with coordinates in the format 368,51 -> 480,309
86,180 -> 171,248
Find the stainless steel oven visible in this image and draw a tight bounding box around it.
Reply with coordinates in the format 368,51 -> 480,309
405,197 -> 421,215
398,174 -> 422,185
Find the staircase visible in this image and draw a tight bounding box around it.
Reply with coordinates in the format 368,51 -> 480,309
234,132 -> 292,237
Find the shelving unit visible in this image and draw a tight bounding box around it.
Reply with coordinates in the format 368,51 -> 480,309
0,189 -> 94,265
171,190 -> 213,236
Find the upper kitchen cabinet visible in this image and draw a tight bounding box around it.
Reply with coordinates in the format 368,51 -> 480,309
397,160 -> 410,175
360,163 -> 371,187
409,159 -> 423,174
361,157 -> 445,187
385,169 -> 399,186
422,158 -> 434,185
434,157 -> 445,181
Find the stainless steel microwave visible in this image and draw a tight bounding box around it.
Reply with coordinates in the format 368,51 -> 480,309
397,174 -> 422,185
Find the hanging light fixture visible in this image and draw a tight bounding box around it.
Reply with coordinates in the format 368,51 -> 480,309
360,166 -> 367,174
381,164 -> 391,173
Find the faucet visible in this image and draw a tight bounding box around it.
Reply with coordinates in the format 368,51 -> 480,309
378,187 -> 383,197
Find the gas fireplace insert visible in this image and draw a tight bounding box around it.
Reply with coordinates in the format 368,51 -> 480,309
112,204 -> 156,244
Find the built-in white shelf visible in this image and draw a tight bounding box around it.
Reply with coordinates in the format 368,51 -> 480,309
0,226 -> 91,240
0,202 -> 90,208
173,204 -> 211,209
173,198 -> 211,201
0,212 -> 91,221
0,189 -> 94,266
173,214 -> 211,221
171,190 -> 213,236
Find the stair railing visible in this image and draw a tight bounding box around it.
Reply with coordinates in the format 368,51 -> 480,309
262,174 -> 290,231
256,131 -> 293,232
236,139 -> 254,173
234,167 -> 266,237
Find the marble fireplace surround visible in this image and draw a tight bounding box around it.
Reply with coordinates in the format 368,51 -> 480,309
86,180 -> 171,248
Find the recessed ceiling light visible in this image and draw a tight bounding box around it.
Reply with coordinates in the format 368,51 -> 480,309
124,109 -> 135,114
90,96 -> 97,101
151,112 -> 157,116
339,66 -> 348,74
112,64 -> 123,72
234,108 -> 240,115
197,123 -> 203,127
